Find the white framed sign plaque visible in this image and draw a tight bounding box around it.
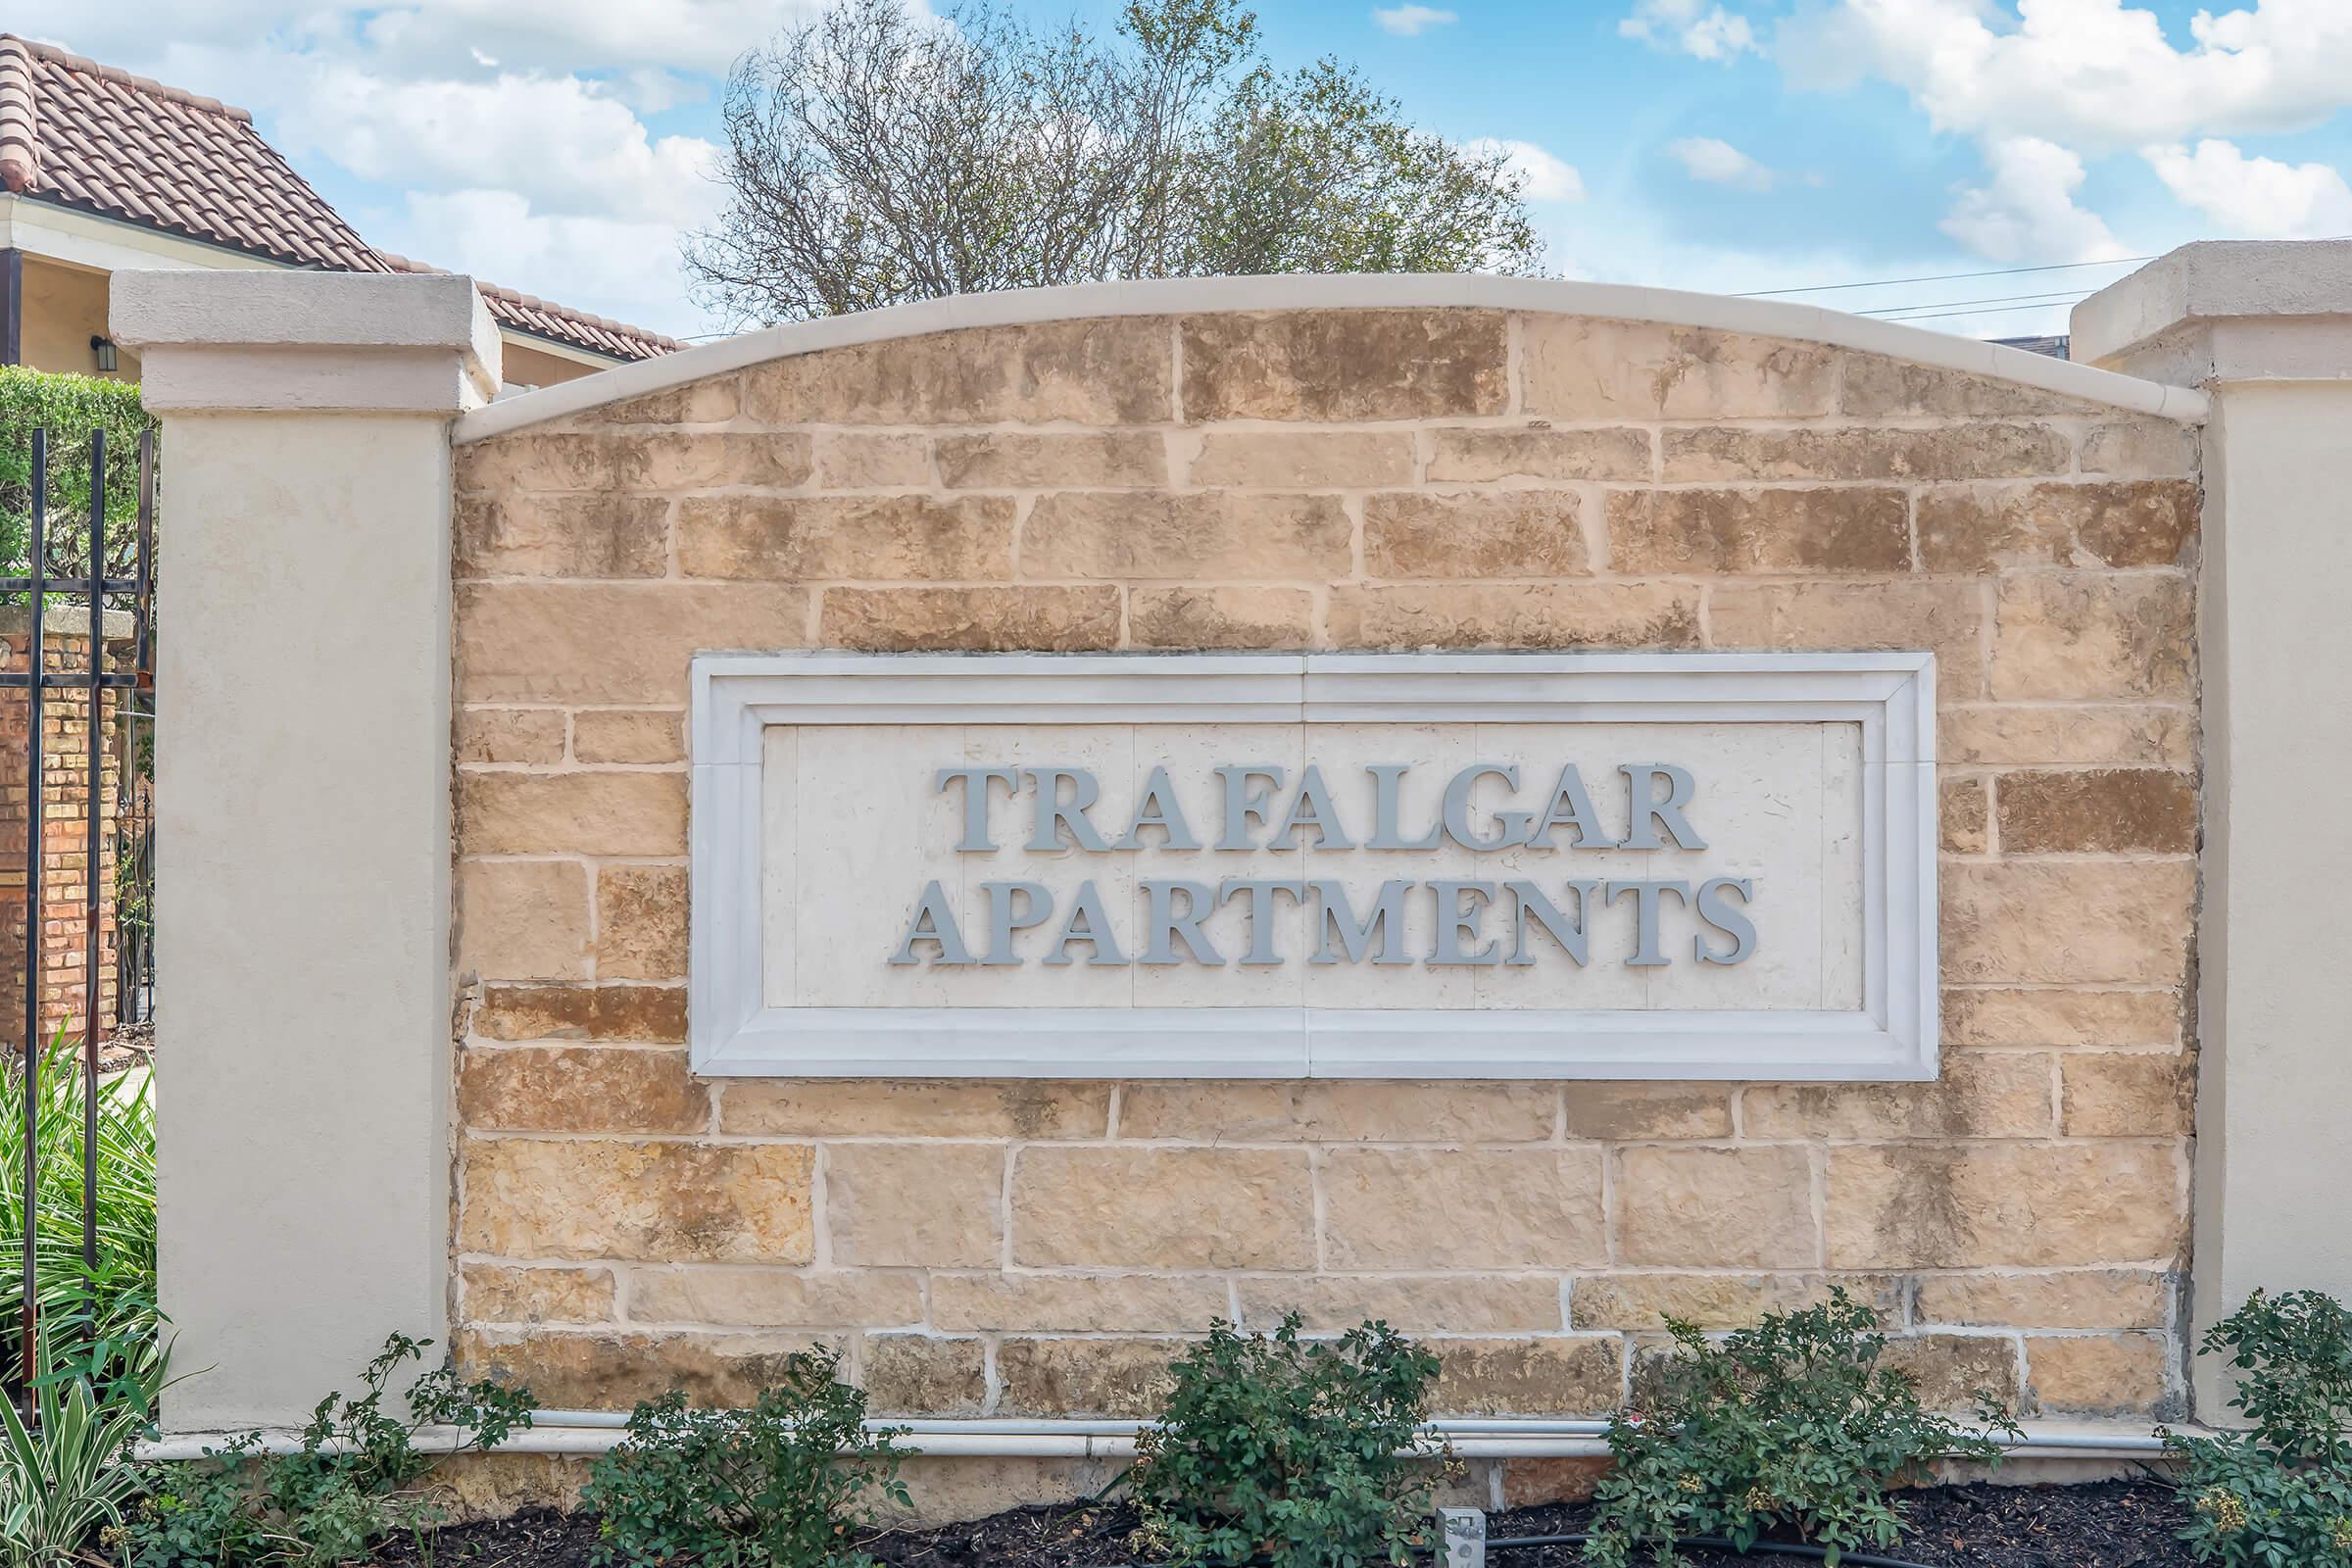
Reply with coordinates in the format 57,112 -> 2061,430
688,652 -> 1936,1080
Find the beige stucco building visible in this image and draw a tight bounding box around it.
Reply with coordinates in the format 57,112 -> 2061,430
113,242 -> 2352,1519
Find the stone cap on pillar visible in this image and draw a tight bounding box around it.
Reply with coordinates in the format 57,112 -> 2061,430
110,270 -> 502,414
2072,239 -> 2352,384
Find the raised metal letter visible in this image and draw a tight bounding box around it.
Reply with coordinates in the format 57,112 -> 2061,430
935,765 -> 1019,853
1430,880 -> 1503,966
1115,765 -> 1201,851
890,880 -> 975,965
1142,879 -> 1224,965
1693,876 -> 1757,966
1044,879 -> 1131,966
1366,763 -> 1443,851
1218,878 -> 1307,965
1525,763 -> 1618,850
1022,766 -> 1111,853
1309,879 -> 1413,965
1505,879 -> 1598,966
1215,764 -> 1287,852
1620,763 -> 1707,851
1441,764 -> 1523,851
981,879 -> 1054,965
1605,879 -> 1692,966
1271,763 -> 1357,850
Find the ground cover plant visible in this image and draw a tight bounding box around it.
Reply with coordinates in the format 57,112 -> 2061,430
377,1480 -> 2203,1568
1128,1313 -> 1445,1568
2164,1288 -> 2352,1565
580,1348 -> 907,1568
129,1334 -> 536,1568
1581,1289 -> 2020,1568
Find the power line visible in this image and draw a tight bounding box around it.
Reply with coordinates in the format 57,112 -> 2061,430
1737,256 -> 2154,297
1745,234 -> 2352,301
1865,289 -> 2090,318
1878,300 -> 2091,324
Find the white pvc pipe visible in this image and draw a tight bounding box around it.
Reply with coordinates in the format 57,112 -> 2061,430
136,1415 -> 2183,1464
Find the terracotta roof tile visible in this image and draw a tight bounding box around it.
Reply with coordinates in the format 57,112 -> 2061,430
0,34 -> 385,270
0,34 -> 679,366
375,254 -> 681,362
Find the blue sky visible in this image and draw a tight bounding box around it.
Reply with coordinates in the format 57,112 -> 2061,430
26,0 -> 2352,342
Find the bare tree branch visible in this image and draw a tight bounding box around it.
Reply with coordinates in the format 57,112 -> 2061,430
684,0 -> 1545,326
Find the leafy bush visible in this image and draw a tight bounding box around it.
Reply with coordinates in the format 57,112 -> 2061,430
0,368 -> 152,588
1130,1314 -> 1445,1568
580,1348 -> 908,1568
129,1333 -> 535,1568
2166,1288 -> 2352,1564
0,1031 -> 156,1352
1583,1290 -> 2020,1568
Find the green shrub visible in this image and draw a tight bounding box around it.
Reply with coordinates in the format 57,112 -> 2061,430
0,1031 -> 156,1351
2166,1288 -> 2352,1564
0,368 -> 152,586
580,1349 -> 909,1568
1582,1290 -> 2019,1568
1130,1314 -> 1445,1568
129,1333 -> 535,1568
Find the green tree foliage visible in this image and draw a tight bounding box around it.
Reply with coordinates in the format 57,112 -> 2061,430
1178,57 -> 1537,276
0,368 -> 151,589
688,0 -> 1543,323
2166,1289 -> 2352,1565
1583,1290 -> 2019,1567
579,1349 -> 909,1568
1129,1314 -> 1445,1568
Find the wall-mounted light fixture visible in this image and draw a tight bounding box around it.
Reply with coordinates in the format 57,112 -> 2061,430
89,335 -> 118,373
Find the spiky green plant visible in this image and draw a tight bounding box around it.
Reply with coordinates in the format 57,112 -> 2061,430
0,1324 -> 166,1568
0,1030 -> 156,1347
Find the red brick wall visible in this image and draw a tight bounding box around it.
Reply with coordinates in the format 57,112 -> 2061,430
0,628 -> 127,1052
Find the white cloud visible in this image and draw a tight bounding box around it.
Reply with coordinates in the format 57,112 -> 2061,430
1462,138 -> 1586,202
1620,0 -> 1759,62
1939,135 -> 2130,263
2144,139 -> 2352,238
613,69 -> 709,116
1373,5 -> 1457,37
267,66 -> 721,227
380,189 -> 705,337
1667,136 -> 1773,190
14,0 -> 826,81
1780,0 -> 2352,154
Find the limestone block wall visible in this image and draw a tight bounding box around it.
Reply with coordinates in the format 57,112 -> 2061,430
448,307 -> 2199,1423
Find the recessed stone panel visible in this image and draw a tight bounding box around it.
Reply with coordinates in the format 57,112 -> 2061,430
709,654 -> 1919,1079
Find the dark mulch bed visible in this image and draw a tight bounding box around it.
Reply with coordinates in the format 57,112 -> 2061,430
385,1482 -> 2192,1568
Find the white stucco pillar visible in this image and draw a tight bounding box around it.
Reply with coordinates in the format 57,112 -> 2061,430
111,271 -> 497,1432
2075,240 -> 2352,1419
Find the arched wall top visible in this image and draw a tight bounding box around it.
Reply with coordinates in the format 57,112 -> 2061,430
453,272 -> 2212,445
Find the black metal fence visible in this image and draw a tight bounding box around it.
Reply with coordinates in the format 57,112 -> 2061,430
2,426 -> 155,1393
